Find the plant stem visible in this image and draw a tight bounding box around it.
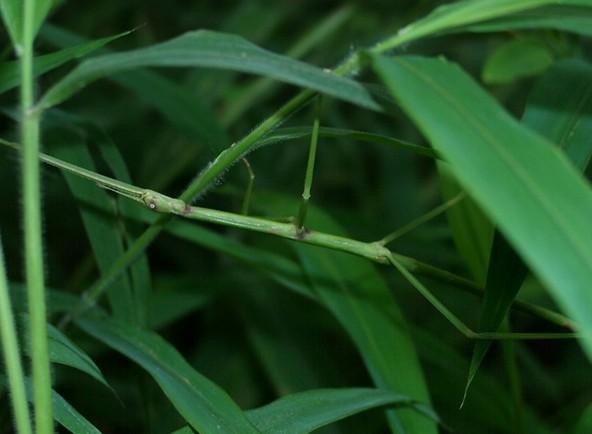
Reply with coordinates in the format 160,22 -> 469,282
296,96 -> 322,230
21,0 -> 53,432
0,236 -> 33,434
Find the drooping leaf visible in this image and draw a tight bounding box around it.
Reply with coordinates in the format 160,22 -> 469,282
371,54 -> 592,360
20,378 -> 103,434
246,388 -> 438,434
465,58 -> 592,400
482,38 -> 554,84
0,31 -> 131,95
77,317 -> 261,434
38,30 -> 380,111
20,317 -> 110,389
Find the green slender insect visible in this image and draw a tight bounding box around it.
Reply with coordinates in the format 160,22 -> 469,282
0,138 -> 580,340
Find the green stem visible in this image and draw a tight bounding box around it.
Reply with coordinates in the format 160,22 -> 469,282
20,0 -> 53,432
0,236 -> 33,434
296,96 -> 322,230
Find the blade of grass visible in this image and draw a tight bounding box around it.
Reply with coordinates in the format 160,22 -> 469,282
0,236 -> 33,434
464,58 -> 592,402
77,317 -> 261,434
0,30 -> 132,95
246,388 -> 439,434
37,30 -> 380,111
20,317 -> 110,390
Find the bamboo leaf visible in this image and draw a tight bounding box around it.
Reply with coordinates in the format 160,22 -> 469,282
0,31 -> 131,95
77,317 -> 261,434
465,58 -> 592,401
246,388 -> 438,434
38,30 -> 380,111
392,0 -> 592,45
21,317 -> 110,390
371,54 -> 592,360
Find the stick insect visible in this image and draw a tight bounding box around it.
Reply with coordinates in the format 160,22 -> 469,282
0,138 -> 580,340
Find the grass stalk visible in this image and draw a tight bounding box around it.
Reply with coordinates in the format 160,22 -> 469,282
0,236 -> 33,434
20,0 -> 53,432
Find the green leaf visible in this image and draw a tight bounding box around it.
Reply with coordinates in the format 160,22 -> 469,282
21,317 -> 110,390
393,0 -> 592,44
77,317 -> 261,434
47,127 -> 137,323
482,39 -> 553,84
19,378 -> 103,434
371,54 -> 592,359
465,58 -> 592,401
246,388 -> 438,434
468,5 -> 592,36
40,25 -> 229,158
0,0 -> 54,51
38,30 -> 379,111
0,31 -> 131,95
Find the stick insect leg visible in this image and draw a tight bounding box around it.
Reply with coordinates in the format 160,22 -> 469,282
295,96 -> 323,230
379,192 -> 465,246
240,158 -> 255,215
388,255 -> 579,341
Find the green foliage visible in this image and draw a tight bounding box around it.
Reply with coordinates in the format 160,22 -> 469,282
1,0 -> 591,433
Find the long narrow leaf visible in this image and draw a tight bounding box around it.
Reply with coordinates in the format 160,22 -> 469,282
77,317 -> 261,434
464,58 -> 592,400
38,30 -> 379,111
246,388 -> 438,434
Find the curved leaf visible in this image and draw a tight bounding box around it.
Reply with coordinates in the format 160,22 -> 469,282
77,317 -> 260,434
246,388 -> 438,434
38,30 -> 379,111
371,54 -> 592,360
0,31 -> 131,95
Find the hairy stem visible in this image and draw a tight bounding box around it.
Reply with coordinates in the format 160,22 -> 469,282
21,0 -> 53,432
0,237 -> 32,434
